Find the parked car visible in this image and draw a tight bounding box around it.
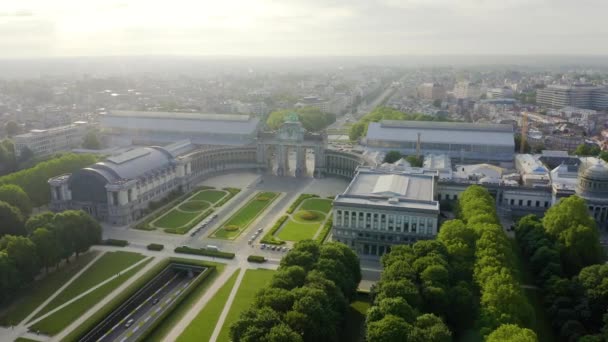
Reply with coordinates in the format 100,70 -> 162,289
125,318 -> 135,328
152,298 -> 160,305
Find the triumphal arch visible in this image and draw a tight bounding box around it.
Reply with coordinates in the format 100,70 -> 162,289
256,113 -> 327,177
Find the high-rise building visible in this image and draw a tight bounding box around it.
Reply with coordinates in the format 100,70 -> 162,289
416,83 -> 446,100
453,81 -> 482,99
13,121 -> 89,158
536,84 -> 608,110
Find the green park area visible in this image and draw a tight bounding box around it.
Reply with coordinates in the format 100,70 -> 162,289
217,269 -> 276,341
29,256 -> 151,336
212,192 -> 279,239
32,251 -> 146,319
176,270 -> 240,342
150,189 -> 229,234
276,198 -> 332,241
0,252 -> 98,326
177,268 -> 275,342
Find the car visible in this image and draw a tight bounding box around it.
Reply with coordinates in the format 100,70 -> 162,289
257,228 -> 263,233
282,247 -> 288,252
152,298 -> 160,305
125,318 -> 135,328
261,244 -> 266,249
271,246 -> 277,251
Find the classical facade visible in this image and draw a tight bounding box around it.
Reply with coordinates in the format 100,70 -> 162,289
576,160 -> 608,227
333,167 -> 440,256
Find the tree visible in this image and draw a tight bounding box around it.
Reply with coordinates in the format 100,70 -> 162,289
82,131 -> 102,150
542,196 -> 595,239
0,201 -> 25,237
230,307 -> 282,342
31,227 -> 61,273
575,144 -> 601,157
53,210 -> 101,259
266,323 -> 303,342
0,184 -> 32,217
405,155 -> 423,167
409,313 -> 452,342
0,235 -> 39,281
383,150 -> 402,163
266,108 -> 336,132
486,324 -> 538,342
0,252 -> 19,302
270,266 -> 307,290
25,211 -> 55,235
378,297 -> 417,323
18,146 -> 33,162
366,315 -> 411,342
561,224 -> 603,273
4,121 -> 19,137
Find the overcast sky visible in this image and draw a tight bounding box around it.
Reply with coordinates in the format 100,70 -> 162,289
1,0 -> 607,58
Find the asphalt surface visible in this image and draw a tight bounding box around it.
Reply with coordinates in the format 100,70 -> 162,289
99,272 -> 194,342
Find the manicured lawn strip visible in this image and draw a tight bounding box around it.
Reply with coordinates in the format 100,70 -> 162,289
213,192 -> 279,239
164,209 -> 214,235
179,201 -> 210,212
0,252 -> 98,327
146,262 -> 226,342
14,338 -> 39,342
277,219 -> 323,241
300,198 -> 333,213
217,269 -> 276,342
316,218 -> 333,244
191,190 -> 227,203
33,251 -> 145,319
176,269 -> 240,342
154,209 -> 201,229
340,292 -> 371,342
29,258 -> 151,336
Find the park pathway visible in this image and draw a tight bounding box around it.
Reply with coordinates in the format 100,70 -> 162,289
163,265 -> 240,341
3,251 -> 106,342
209,267 -> 246,342
52,256 -> 163,342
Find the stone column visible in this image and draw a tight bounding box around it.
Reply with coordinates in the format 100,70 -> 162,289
295,146 -> 307,177
276,145 -> 288,176
313,146 -> 326,178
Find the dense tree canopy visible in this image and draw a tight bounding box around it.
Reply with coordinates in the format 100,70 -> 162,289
231,240 -> 360,342
82,130 -> 102,150
4,121 -> 19,137
0,201 -> 25,237
0,153 -> 98,206
486,324 -> 538,342
0,184 -> 32,217
383,150 -> 402,163
575,144 -> 601,157
266,107 -> 336,132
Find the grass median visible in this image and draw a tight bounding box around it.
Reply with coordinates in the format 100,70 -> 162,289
212,192 -> 279,239
29,257 -> 152,336
0,251 -> 98,326
217,269 -> 276,342
177,269 -> 240,342
32,251 -> 145,320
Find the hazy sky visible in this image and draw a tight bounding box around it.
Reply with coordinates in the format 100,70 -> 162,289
1,0 -> 607,58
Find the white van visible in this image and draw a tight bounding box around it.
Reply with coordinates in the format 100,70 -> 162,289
206,245 -> 219,252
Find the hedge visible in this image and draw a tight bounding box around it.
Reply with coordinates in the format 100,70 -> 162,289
247,255 -> 267,263
101,239 -> 129,247
147,243 -> 164,251
174,246 -> 235,259
261,215 -> 288,245
62,257 -> 217,342
286,193 -> 319,214
315,218 -> 333,244
134,186 -> 215,231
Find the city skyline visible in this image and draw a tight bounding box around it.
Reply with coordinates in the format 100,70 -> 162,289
1,0 -> 608,58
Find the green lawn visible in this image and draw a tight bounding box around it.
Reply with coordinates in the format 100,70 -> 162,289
14,338 -> 39,342
300,198 -> 333,213
153,209 -> 201,229
0,252 -> 98,327
213,192 -> 279,239
146,263 -> 226,341
29,258 -> 151,336
217,269 -> 276,342
191,190 -> 227,203
177,269 -> 240,342
277,218 -> 324,241
340,293 -> 371,342
33,251 -> 145,319
179,201 -> 210,212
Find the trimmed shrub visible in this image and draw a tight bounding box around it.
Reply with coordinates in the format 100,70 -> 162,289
224,225 -> 239,231
261,215 -> 289,245
247,255 -> 267,263
174,246 -> 235,259
297,210 -> 320,221
102,239 -> 128,247
147,243 -> 164,251
315,218 -> 333,244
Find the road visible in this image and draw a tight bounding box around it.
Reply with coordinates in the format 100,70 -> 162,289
100,271 -> 195,342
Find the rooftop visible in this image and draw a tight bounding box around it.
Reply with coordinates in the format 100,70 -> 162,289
366,120 -> 514,147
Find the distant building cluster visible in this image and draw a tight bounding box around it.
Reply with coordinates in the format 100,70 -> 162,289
537,84 -> 608,110
13,121 -> 89,159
